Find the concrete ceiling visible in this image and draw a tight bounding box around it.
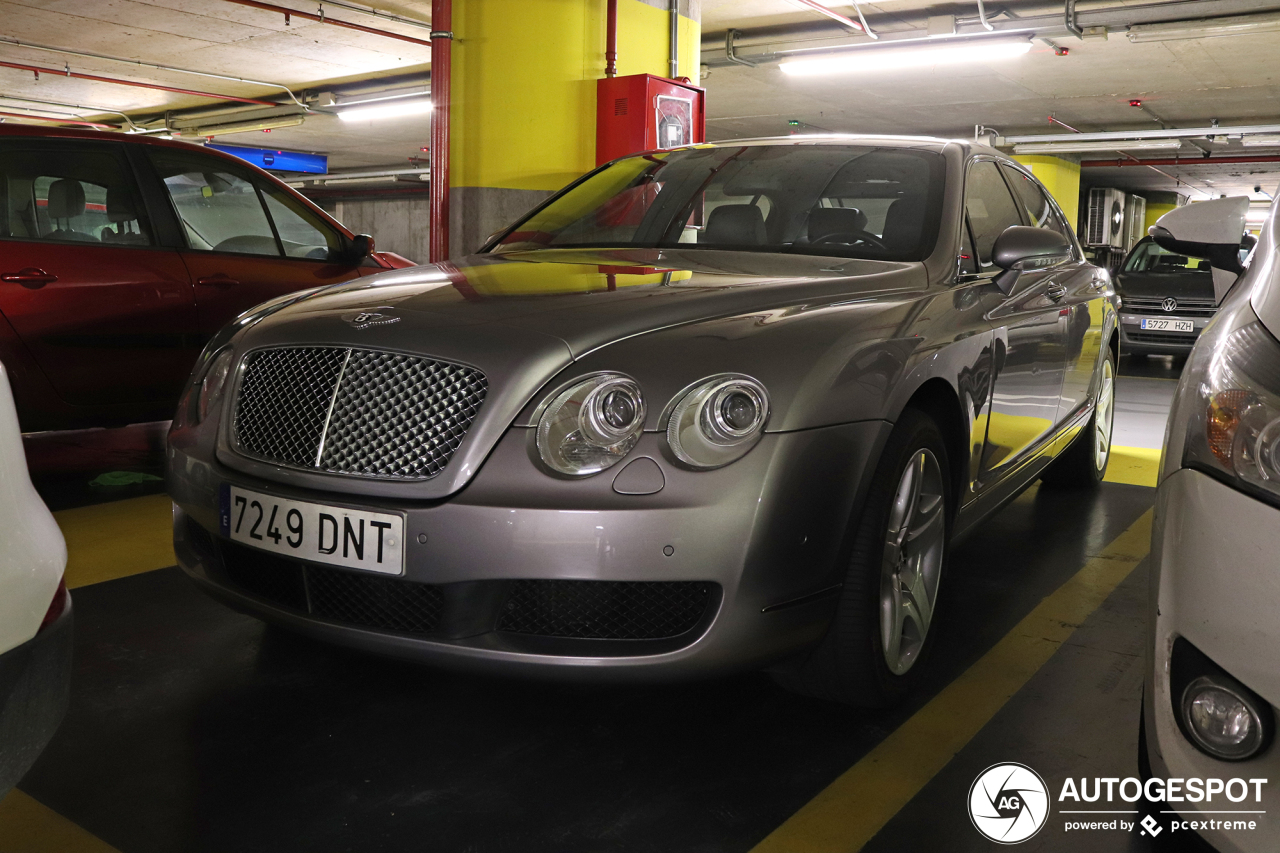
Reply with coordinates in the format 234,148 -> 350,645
0,0 -> 1277,199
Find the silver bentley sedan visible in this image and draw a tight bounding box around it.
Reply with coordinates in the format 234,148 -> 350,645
168,137 -> 1118,705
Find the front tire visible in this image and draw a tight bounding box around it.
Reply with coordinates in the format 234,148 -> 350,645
774,409 -> 951,707
1041,348 -> 1116,488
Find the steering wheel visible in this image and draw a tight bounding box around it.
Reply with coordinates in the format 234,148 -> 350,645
810,229 -> 889,250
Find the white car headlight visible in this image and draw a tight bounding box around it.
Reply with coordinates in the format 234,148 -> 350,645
665,375 -> 770,469
1182,310 -> 1280,504
536,374 -> 646,476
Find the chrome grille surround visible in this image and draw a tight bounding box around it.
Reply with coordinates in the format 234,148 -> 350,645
1123,296 -> 1217,317
233,346 -> 488,480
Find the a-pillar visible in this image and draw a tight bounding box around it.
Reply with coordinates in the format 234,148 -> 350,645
445,0 -> 700,258
1014,154 -> 1082,234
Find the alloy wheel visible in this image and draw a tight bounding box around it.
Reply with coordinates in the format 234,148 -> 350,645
1094,358 -> 1115,473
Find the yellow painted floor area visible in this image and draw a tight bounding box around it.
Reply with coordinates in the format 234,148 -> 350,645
53,494 -> 175,590
1104,445 -> 1162,488
0,790 -> 120,853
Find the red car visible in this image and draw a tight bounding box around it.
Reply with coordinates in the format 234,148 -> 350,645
0,124 -> 414,432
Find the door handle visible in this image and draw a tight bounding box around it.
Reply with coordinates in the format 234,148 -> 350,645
1,267 -> 57,288
196,274 -> 239,288
1087,278 -> 1108,292
1046,282 -> 1067,301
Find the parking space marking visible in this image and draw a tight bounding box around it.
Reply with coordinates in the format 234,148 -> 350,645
0,790 -> 120,853
1103,445 -> 1162,488
54,494 -> 174,589
750,509 -> 1153,853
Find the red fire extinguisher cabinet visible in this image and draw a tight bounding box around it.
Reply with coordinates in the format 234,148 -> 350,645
596,74 -> 706,165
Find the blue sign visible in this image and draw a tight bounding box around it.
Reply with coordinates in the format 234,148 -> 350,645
208,143 -> 328,174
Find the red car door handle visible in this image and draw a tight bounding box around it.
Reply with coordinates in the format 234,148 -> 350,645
196,274 -> 239,288
1,268 -> 58,288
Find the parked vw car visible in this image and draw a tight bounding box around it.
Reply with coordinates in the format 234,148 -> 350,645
0,124 -> 413,432
169,137 -> 1118,705
0,359 -> 71,799
1117,233 -> 1255,358
1142,196 -> 1279,849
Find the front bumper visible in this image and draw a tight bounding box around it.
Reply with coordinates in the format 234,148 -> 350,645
170,421 -> 888,680
1119,311 -> 1211,355
0,600 -> 72,798
1144,468 -> 1280,853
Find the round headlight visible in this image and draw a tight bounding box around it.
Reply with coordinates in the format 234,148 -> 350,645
536,374 -> 645,477
1181,676 -> 1267,760
666,375 -> 770,469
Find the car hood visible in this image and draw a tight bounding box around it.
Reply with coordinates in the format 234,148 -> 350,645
220,248 -> 924,499
1115,270 -> 1215,302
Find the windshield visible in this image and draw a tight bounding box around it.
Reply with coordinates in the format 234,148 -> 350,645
1123,238 -> 1212,274
491,145 -> 946,262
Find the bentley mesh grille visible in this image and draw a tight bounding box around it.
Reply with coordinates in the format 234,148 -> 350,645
233,346 -> 487,480
498,580 -> 713,640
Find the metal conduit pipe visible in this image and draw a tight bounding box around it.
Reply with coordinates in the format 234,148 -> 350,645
1081,155 -> 1280,168
0,110 -> 116,128
669,0 -> 680,78
791,0 -> 866,33
0,59 -> 278,106
219,0 -> 433,47
606,0 -> 618,77
429,0 -> 452,263
0,94 -> 140,129
0,38 -> 306,108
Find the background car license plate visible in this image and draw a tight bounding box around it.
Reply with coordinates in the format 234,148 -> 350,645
1140,317 -> 1194,332
219,485 -> 404,575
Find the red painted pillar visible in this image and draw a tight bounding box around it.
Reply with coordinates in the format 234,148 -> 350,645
429,0 -> 452,263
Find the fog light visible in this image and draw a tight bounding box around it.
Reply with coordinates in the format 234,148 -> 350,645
1181,676 -> 1267,760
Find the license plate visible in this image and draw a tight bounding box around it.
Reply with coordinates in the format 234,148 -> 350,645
1140,318 -> 1194,332
219,485 -> 404,575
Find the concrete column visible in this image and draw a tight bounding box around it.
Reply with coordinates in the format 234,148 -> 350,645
1138,190 -> 1186,234
1014,154 -> 1082,234
447,0 -> 700,258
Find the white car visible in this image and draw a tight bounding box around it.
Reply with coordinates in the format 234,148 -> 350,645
0,359 -> 71,799
1143,194 -> 1279,851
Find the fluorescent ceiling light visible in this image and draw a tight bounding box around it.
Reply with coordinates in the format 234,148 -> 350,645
1127,12 -> 1280,43
181,116 -> 304,137
1245,209 -> 1270,224
1012,139 -> 1183,154
779,39 -> 1031,76
338,98 -> 433,122
1242,135 -> 1280,147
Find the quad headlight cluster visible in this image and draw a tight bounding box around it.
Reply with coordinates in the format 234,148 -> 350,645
535,372 -> 770,477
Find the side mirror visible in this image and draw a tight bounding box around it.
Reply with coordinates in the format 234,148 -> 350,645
991,226 -> 1072,295
348,233 -> 375,261
1150,197 -> 1248,302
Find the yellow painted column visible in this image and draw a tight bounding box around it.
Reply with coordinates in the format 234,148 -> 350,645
447,0 -> 699,256
1014,155 -> 1081,234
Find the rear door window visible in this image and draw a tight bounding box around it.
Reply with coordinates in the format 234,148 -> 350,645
964,160 -> 1025,273
0,145 -> 153,246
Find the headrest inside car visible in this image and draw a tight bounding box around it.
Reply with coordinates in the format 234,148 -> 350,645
808,207 -> 868,241
47,179 -> 87,220
106,186 -> 136,223
704,204 -> 767,246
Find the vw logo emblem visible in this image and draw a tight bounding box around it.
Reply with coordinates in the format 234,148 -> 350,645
342,308 -> 401,330
969,763 -> 1050,844
1162,297 -> 1178,312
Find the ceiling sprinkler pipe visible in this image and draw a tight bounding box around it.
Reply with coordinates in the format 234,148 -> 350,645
0,59 -> 278,105
219,0 -> 433,47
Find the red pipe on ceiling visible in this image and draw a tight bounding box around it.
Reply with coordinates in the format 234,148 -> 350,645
429,0 -> 451,263
0,110 -> 116,128
220,0 -> 433,47
0,59 -> 278,105
1081,155 -> 1280,167
606,0 -> 618,77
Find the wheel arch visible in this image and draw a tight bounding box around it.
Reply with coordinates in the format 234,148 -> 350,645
896,377 -> 969,518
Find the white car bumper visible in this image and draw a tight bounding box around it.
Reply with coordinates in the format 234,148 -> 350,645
1146,467 -> 1280,853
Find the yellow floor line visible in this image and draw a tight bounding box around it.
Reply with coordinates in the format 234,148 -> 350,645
1104,445 -> 1162,488
0,790 -> 121,853
54,494 -> 175,589
750,509 -> 1154,853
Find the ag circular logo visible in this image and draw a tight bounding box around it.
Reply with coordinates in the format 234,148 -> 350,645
968,763 -> 1050,844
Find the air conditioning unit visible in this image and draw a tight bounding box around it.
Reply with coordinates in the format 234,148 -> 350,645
1124,194 -> 1147,250
1087,187 -> 1127,248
